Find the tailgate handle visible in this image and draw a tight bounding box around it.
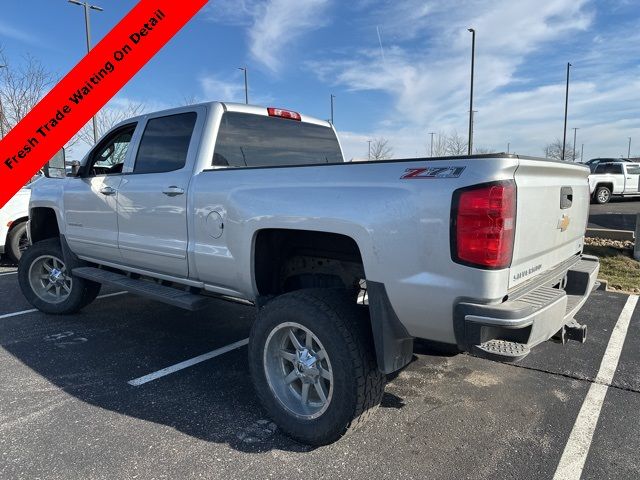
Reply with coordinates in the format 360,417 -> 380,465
560,186 -> 573,209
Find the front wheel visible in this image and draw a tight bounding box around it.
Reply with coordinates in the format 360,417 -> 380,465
18,238 -> 101,314
594,186 -> 611,204
249,289 -> 385,445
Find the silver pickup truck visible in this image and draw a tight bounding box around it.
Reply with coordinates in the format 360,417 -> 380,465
20,102 -> 599,445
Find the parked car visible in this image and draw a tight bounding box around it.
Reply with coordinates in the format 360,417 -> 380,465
20,102 -> 598,445
589,162 -> 640,203
583,157 -> 633,173
0,176 -> 40,262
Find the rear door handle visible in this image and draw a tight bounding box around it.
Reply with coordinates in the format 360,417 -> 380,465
162,186 -> 185,197
100,186 -> 117,196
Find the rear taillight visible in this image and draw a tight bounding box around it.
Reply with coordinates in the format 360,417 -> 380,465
267,107 -> 301,121
451,180 -> 516,269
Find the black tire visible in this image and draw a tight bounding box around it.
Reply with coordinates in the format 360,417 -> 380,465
6,221 -> 30,263
249,288 -> 385,445
594,186 -> 611,204
18,238 -> 101,314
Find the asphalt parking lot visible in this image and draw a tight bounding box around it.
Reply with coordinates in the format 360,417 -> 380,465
589,197 -> 639,231
1,260 -> 639,479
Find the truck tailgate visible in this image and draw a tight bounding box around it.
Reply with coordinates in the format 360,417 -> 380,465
509,159 -> 590,289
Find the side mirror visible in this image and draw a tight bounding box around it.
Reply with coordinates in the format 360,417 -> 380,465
68,160 -> 82,176
42,148 -> 66,179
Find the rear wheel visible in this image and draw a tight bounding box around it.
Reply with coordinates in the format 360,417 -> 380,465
594,186 -> 611,204
249,289 -> 384,445
18,238 -> 101,314
7,222 -> 30,263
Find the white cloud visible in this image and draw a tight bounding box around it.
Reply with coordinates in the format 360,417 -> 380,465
207,0 -> 331,73
205,0 -> 260,26
249,0 -> 330,72
0,19 -> 37,44
306,0 -> 640,160
200,74 -> 246,103
199,72 -> 275,105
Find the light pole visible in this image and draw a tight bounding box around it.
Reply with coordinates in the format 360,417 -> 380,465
429,132 -> 435,157
470,110 -> 477,153
0,64 -> 6,139
561,62 -> 571,161
368,140 -> 372,160
572,127 -> 579,161
507,142 -> 510,154
68,0 -> 103,144
581,143 -> 584,162
467,28 -> 476,155
628,137 -> 632,159
330,94 -> 335,124
237,67 -> 249,104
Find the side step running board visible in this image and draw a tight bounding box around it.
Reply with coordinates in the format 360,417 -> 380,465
472,339 -> 530,362
72,267 -> 211,311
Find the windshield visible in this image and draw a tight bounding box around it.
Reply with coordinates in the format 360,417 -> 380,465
213,112 -> 343,168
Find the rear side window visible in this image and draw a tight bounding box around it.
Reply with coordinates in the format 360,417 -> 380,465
595,164 -> 622,174
213,112 -> 343,168
133,112 -> 197,174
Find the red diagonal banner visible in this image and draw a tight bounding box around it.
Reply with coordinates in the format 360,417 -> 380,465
0,0 -> 209,208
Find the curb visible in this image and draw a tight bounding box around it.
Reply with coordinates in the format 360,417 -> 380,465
586,228 -> 635,242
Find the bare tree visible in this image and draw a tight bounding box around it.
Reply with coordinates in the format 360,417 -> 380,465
543,138 -> 576,161
426,133 -> 449,157
181,94 -> 200,106
474,146 -> 493,154
74,100 -> 146,146
0,49 -> 56,138
445,131 -> 468,156
370,137 -> 393,160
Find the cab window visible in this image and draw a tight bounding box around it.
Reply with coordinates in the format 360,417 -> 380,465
212,112 -> 343,168
133,112 -> 197,174
595,164 -> 622,174
86,125 -> 136,176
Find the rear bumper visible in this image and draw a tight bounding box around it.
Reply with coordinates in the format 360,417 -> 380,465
455,255 -> 600,361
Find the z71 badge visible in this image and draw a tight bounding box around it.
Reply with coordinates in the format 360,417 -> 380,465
401,166 -> 466,179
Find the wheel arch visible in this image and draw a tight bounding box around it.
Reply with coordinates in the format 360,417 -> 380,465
29,207 -> 61,244
252,228 -> 413,374
252,228 -> 365,298
5,216 -> 29,240
595,182 -> 614,193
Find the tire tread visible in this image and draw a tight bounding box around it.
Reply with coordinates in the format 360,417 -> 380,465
250,288 -> 384,444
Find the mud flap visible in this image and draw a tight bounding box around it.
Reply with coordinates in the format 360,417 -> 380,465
367,281 -> 414,374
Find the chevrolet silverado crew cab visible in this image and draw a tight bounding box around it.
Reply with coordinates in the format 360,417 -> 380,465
20,102 -> 599,445
589,161 -> 640,204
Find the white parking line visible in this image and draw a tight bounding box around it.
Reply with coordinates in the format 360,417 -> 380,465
0,291 -> 128,320
0,271 -> 17,277
128,337 -> 250,386
553,294 -> 639,480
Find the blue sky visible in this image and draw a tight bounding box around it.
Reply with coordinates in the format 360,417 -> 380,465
1,0 -> 639,160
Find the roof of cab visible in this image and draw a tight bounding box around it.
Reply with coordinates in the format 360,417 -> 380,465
114,101 -> 332,130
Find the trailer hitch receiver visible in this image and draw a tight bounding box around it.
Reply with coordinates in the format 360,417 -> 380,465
552,318 -> 587,344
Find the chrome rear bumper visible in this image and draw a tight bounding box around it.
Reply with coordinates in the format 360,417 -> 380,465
455,255 -> 600,361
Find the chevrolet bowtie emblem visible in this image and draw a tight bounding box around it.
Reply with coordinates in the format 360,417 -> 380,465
557,215 -> 571,232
